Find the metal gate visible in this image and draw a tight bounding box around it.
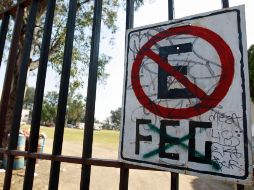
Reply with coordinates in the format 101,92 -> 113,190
0,0 -> 248,189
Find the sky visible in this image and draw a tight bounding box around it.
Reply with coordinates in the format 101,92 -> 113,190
0,0 -> 254,122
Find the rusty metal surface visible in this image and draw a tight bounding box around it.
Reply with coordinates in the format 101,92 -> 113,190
0,148 -> 163,171
3,0 -> 40,188
0,5 -> 24,150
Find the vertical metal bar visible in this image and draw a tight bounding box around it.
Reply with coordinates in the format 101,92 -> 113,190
125,0 -> 134,30
80,0 -> 103,189
221,0 -> 229,8
23,0 -> 56,189
168,1 -> 179,189
237,184 -> 244,190
0,7 -> 24,150
171,173 -> 179,190
119,167 -> 129,190
168,0 -> 174,20
48,0 -> 77,189
0,13 -> 10,68
3,0 -> 39,189
119,1 -> 134,189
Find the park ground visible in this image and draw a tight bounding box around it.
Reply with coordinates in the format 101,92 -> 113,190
0,126 -> 252,190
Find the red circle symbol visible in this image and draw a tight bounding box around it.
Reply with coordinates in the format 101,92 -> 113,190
131,25 -> 234,119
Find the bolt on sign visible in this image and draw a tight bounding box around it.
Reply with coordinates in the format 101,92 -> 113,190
119,5 -> 252,184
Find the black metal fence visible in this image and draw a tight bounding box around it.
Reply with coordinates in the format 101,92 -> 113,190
0,0 -> 248,189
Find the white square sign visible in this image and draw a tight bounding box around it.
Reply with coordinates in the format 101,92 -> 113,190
119,5 -> 252,184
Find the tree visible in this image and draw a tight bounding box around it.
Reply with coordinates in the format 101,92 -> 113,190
67,93 -> 85,124
40,91 -> 86,125
102,107 -> 121,130
0,0 -> 144,146
0,0 -> 115,146
41,91 -> 58,125
23,86 -> 35,109
110,107 -> 121,130
41,102 -> 57,125
101,118 -> 111,130
248,44 -> 254,102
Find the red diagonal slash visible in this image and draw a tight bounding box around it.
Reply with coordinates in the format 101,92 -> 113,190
145,49 -> 207,100
130,25 -> 234,119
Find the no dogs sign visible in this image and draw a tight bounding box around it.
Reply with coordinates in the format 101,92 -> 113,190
119,6 -> 252,184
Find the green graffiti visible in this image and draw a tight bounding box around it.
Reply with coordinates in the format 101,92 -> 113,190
143,124 -> 220,170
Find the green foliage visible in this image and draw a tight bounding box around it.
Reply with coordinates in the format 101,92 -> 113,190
134,0 -> 145,9
67,93 -> 85,124
0,0 -> 120,93
41,0 -> 120,92
0,0 -> 146,94
248,44 -> 254,102
41,90 -> 86,125
41,102 -> 57,124
23,86 -> 35,109
101,118 -> 111,130
110,107 -> 121,130
41,91 -> 58,124
0,0 -> 15,12
102,107 -> 121,130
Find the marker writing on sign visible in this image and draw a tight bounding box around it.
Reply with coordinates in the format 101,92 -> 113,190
136,122 -> 220,170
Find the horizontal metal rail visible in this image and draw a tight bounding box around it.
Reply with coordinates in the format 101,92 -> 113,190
0,148 -> 162,171
2,148 -> 253,170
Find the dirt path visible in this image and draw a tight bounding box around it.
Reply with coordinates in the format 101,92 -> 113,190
0,139 -> 246,189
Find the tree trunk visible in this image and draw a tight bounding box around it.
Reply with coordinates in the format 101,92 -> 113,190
1,0 -> 50,148
2,34 -> 25,148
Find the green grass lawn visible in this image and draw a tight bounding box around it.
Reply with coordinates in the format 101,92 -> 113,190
21,125 -> 120,149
